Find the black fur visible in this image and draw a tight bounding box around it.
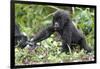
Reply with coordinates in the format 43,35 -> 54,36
15,24 -> 28,48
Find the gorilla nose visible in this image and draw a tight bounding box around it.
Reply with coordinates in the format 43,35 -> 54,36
54,22 -> 59,28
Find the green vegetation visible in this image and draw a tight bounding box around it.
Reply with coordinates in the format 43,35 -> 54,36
15,4 -> 95,65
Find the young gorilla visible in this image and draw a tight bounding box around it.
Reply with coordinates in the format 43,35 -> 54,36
15,24 -> 28,48
30,10 -> 92,53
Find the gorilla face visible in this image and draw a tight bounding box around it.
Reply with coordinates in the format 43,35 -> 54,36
53,22 -> 60,30
53,10 -> 70,30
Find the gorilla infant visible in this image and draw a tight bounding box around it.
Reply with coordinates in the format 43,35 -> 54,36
15,24 -> 28,48
29,10 -> 92,53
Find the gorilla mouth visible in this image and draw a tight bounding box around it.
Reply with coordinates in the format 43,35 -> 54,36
54,27 -> 61,31
54,28 -> 57,30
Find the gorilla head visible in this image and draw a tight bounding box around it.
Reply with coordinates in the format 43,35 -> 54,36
53,10 -> 70,31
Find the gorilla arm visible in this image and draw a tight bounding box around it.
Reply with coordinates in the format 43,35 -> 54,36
61,26 -> 72,53
31,25 -> 54,43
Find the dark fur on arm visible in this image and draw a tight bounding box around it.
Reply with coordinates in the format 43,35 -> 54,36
31,25 -> 54,43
